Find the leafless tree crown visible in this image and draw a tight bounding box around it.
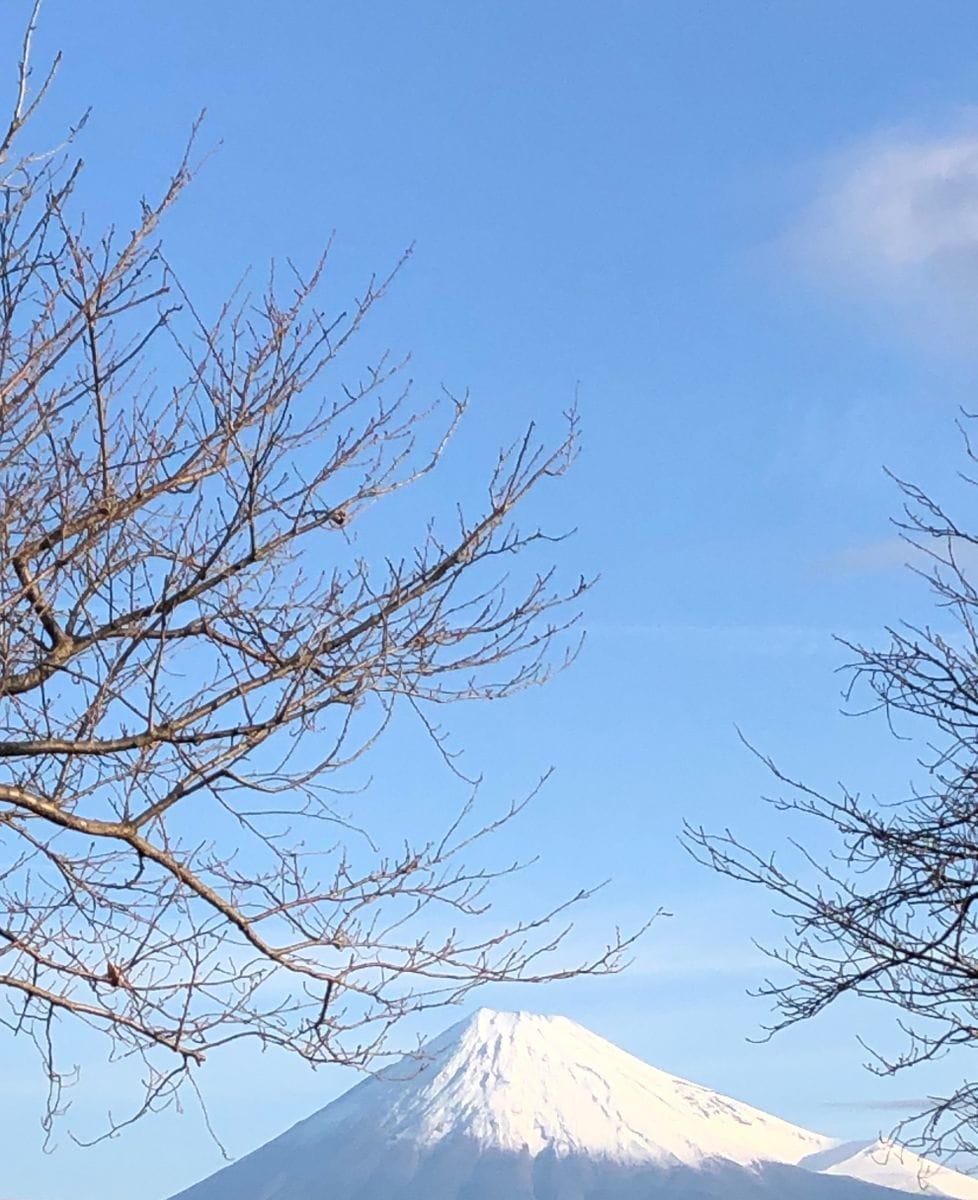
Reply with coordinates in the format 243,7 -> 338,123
687,421 -> 978,1165
0,6 -> 637,1137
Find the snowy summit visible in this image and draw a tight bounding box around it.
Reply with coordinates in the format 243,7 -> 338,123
170,1009 -> 978,1200
314,1008 -> 830,1166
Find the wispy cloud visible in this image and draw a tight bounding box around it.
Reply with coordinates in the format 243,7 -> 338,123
817,532 -> 978,578
786,123 -> 978,334
815,536 -> 920,576
821,1098 -> 930,1114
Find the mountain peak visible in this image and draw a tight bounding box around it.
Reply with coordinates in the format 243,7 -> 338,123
170,1008 -> 978,1200
290,1005 -> 830,1167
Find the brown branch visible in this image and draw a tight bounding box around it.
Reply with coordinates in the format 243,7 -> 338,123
0,5 -> 633,1143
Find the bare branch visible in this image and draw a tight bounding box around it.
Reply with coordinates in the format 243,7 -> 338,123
687,415 -> 978,1166
0,4 -> 634,1140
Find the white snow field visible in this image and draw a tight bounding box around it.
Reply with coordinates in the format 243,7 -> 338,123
169,1008 -> 978,1199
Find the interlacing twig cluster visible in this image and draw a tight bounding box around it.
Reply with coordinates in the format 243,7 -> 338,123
685,423 -> 978,1164
0,3 -> 637,1138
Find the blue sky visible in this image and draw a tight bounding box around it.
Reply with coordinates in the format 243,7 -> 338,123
8,2 -> 978,1197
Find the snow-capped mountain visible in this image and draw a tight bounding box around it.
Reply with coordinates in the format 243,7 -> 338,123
168,1009 -> 978,1200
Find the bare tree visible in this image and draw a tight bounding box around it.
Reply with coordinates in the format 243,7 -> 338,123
686,420 -> 978,1166
0,6 -> 636,1137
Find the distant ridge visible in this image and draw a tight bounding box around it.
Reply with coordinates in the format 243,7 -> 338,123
170,1009 -> 978,1200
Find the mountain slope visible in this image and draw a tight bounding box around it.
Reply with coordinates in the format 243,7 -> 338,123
294,1008 -> 833,1167
801,1141 -> 978,1199
168,1009 -> 978,1200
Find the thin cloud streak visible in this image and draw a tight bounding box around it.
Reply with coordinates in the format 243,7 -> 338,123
817,533 -> 978,577
590,621 -> 838,658
821,1098 -> 931,1114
